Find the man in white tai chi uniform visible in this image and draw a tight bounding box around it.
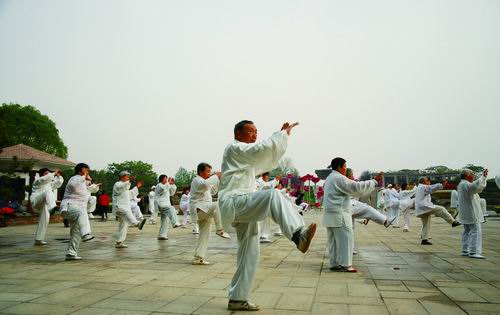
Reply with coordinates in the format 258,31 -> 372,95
31,168 -> 64,245
219,120 -> 316,311
415,176 -> 461,245
155,174 -> 182,240
399,183 -> 417,231
458,168 -> 488,259
190,162 -> 230,265
129,180 -> 144,221
323,158 -> 383,273
148,186 -> 157,224
59,163 -> 95,260
112,171 -> 147,248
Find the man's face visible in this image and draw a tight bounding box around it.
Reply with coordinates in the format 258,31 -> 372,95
80,167 -> 89,176
161,177 -> 167,184
121,175 -> 130,182
338,163 -> 347,176
236,124 -> 257,143
466,173 -> 475,183
262,174 -> 269,182
42,171 -> 50,176
199,167 -> 212,180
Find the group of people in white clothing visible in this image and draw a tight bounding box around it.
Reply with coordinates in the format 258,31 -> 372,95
27,119 -> 496,312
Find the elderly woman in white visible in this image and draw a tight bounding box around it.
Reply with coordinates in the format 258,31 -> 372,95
458,168 -> 488,259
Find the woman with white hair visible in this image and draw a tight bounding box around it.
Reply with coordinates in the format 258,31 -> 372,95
458,168 -> 488,259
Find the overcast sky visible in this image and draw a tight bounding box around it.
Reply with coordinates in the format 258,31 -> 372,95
1,0 -> 499,178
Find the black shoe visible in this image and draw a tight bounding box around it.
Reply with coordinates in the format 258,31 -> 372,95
421,239 -> 432,245
452,221 -> 461,227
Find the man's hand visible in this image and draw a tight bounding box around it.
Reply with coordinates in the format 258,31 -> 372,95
55,169 -> 61,176
483,169 -> 489,177
215,171 -> 222,179
281,122 -> 300,135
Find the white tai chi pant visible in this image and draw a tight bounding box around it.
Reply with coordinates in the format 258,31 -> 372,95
115,207 -> 139,243
352,203 -> 386,225
131,204 -> 143,221
158,205 -> 179,238
228,189 -> 305,301
462,224 -> 482,255
400,199 -> 414,229
180,205 -> 190,226
259,216 -> 272,239
417,205 -> 454,240
327,225 -> 354,268
32,190 -> 55,241
62,205 -> 91,256
194,202 -> 223,259
389,201 -> 400,226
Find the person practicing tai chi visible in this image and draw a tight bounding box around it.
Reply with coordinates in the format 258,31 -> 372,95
155,174 -> 182,240
112,171 -> 147,248
129,180 -> 144,221
59,163 -> 95,260
387,184 -> 401,228
323,158 -> 383,273
148,186 -> 157,224
415,176 -> 461,245
399,183 -> 417,231
219,120 -> 316,311
179,187 -> 191,228
86,180 -> 100,219
256,172 -> 281,243
458,168 -> 488,259
31,168 -> 64,245
190,162 -> 230,265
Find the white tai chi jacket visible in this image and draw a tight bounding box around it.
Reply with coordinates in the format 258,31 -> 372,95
256,178 -> 279,191
219,131 -> 288,230
30,173 -> 64,211
414,183 -> 443,216
450,190 -> 459,209
60,175 -> 89,212
457,176 -> 487,224
322,170 -> 377,228
189,175 -> 219,213
112,181 -> 131,213
154,182 -> 177,208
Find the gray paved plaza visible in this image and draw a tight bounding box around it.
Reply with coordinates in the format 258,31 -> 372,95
1,212 -> 500,315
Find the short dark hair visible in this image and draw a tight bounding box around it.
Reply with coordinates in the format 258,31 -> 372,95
234,120 -> 254,137
262,172 -> 270,177
401,183 -> 408,190
158,174 -> 167,182
74,163 -> 89,174
38,168 -> 50,177
197,162 -> 212,175
330,157 -> 346,171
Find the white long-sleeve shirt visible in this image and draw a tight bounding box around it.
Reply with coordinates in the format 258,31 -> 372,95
189,175 -> 219,213
219,130 -> 288,229
458,176 -> 487,224
112,180 -> 131,212
60,175 -> 88,211
256,178 -> 279,191
450,190 -> 459,209
30,173 -> 64,208
154,182 -> 177,208
415,183 -> 443,216
322,170 -> 377,228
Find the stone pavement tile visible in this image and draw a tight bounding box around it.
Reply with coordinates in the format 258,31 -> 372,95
110,310 -> 152,315
383,298 -> 428,315
433,281 -> 496,289
289,276 -> 319,288
438,287 -> 487,303
71,307 -> 116,315
471,288 -> 500,303
0,301 -> 20,311
255,286 -> 316,295
276,294 -> 314,311
420,300 -> 467,315
77,282 -> 135,292
315,295 -> 384,306
250,292 -> 282,308
156,295 -> 211,314
5,280 -> 85,294
375,280 -> 408,292
420,272 -> 456,282
185,288 -> 228,298
118,274 -> 159,285
90,298 -> 169,312
316,282 -> 348,296
192,297 -> 232,315
311,302 -> 349,315
403,281 -> 439,292
349,304 -> 389,315
380,290 -> 449,301
198,278 -> 228,290
113,285 -> 190,301
347,283 -> 380,297
0,292 -> 43,302
259,276 -> 292,287
1,302 -> 80,315
458,302 -> 500,314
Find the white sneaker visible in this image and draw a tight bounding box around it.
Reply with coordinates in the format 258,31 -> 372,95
34,240 -> 48,246
173,224 -> 182,228
115,242 -> 128,248
192,229 -> 199,234
461,251 -> 469,256
157,236 -> 168,240
469,253 -> 485,259
65,254 -> 82,260
384,216 -> 397,228
192,257 -> 210,265
82,234 -> 95,242
403,228 -> 409,232
274,232 -> 283,236
259,237 -> 271,243
216,231 -> 231,239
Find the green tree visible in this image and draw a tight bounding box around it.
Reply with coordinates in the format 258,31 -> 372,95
174,167 -> 196,189
269,157 -> 299,178
463,164 -> 485,173
0,103 -> 68,158
106,161 -> 158,195
425,165 -> 455,173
